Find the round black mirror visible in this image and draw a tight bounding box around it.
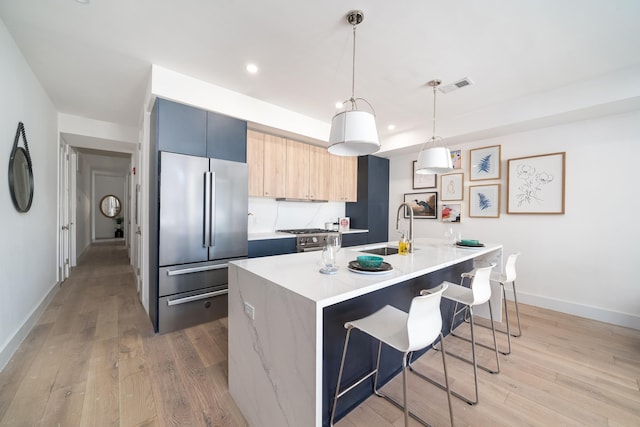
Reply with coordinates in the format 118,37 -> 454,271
99,194 -> 122,218
8,123 -> 34,213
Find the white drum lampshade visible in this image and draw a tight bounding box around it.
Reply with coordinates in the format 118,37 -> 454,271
328,110 -> 380,156
416,145 -> 453,174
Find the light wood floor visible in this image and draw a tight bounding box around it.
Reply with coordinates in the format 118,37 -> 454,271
0,242 -> 638,426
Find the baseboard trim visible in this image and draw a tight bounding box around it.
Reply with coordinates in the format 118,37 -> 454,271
0,281 -> 60,371
505,289 -> 640,330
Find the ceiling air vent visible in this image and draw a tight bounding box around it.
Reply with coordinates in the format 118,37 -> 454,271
438,77 -> 474,94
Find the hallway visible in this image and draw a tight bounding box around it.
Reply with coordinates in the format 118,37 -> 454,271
0,241 -> 246,426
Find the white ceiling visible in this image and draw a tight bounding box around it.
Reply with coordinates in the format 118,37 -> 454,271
1,0 -> 640,155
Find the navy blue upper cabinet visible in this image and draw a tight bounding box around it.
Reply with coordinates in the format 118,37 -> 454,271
155,99 -> 207,156
207,111 -> 247,162
153,98 -> 247,162
346,155 -> 390,244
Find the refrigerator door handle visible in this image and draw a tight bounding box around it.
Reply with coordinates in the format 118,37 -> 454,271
203,172 -> 211,247
167,288 -> 228,306
166,263 -> 228,276
209,171 -> 216,248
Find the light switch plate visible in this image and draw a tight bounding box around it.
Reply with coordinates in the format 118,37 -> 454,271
244,302 -> 255,320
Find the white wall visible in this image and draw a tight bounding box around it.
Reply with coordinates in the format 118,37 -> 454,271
248,198 -> 345,233
0,18 -> 59,368
388,110 -> 640,328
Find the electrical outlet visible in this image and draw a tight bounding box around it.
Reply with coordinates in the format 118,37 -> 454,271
244,302 -> 255,320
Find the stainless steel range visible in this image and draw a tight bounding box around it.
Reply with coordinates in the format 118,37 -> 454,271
277,228 -> 340,252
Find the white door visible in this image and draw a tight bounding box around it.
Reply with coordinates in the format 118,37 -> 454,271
59,143 -> 71,281
69,150 -> 78,266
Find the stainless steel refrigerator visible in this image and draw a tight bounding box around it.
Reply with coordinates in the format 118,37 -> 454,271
155,151 -> 247,333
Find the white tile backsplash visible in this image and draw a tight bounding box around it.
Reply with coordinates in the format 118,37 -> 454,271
248,197 -> 345,233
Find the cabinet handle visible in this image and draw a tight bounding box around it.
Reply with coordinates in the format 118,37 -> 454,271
203,172 -> 210,247
209,171 -> 216,247
167,289 -> 228,306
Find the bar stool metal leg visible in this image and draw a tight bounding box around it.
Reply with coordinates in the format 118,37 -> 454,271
331,327 -> 379,426
511,279 -> 522,337
449,302 -> 501,375
372,348 -> 435,427
408,333 -> 455,421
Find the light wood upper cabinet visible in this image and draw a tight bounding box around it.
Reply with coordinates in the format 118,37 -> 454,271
285,140 -> 310,199
308,145 -> 330,201
286,141 -> 332,201
247,130 -> 264,197
329,155 -> 358,202
263,134 -> 287,198
247,129 -> 356,202
343,156 -> 358,202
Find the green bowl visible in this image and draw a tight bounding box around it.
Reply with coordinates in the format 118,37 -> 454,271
460,239 -> 479,245
357,255 -> 384,268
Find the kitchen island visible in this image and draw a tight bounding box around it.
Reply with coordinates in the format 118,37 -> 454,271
228,238 -> 502,427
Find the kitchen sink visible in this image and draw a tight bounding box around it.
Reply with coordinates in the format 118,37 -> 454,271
360,246 -> 399,256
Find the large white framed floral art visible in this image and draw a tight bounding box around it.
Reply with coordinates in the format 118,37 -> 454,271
507,152 -> 565,214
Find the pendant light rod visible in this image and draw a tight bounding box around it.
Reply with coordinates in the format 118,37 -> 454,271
347,10 -> 364,109
351,23 -> 356,104
415,78 -> 453,174
428,79 -> 442,140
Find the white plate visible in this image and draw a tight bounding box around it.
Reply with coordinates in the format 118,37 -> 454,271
455,243 -> 483,249
348,266 -> 394,275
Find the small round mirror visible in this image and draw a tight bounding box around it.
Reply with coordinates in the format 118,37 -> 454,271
9,146 -> 34,212
99,194 -> 122,218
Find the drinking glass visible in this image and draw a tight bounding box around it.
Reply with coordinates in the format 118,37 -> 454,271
444,226 -> 455,245
327,234 -> 341,252
320,243 -> 338,274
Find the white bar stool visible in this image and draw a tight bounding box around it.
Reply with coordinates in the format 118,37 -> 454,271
467,253 -> 521,355
424,264 -> 500,405
330,284 -> 454,427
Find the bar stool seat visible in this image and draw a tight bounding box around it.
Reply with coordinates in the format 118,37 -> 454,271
330,284 -> 454,427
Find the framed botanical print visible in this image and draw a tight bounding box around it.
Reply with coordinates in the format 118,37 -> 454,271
507,152 -> 566,214
412,160 -> 436,189
470,145 -> 501,181
469,184 -> 500,218
440,173 -> 464,201
403,192 -> 438,219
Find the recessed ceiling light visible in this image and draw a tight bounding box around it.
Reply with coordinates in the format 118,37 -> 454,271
246,64 -> 258,74
335,102 -> 344,109
75,0 -> 90,4
387,124 -> 396,131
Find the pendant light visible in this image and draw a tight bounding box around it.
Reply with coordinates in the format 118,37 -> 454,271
328,10 -> 380,157
415,79 -> 454,174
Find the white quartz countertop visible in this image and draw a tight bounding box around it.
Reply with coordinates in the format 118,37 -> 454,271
248,228 -> 368,241
231,237 -> 502,308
